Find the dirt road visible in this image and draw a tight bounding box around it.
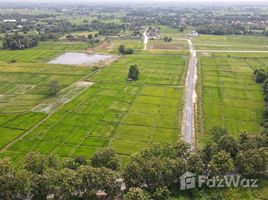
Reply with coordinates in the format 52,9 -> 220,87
181,39 -> 197,148
143,28 -> 148,50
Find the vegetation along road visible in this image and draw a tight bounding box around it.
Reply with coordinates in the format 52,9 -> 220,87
182,39 -> 197,148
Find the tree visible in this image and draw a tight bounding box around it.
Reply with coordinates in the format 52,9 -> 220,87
91,148 -> 119,170
201,144 -> 213,165
236,148 -> 267,176
187,153 -> 205,174
49,80 -> 60,96
125,48 -> 134,54
216,135 -> 239,158
23,152 -> 48,174
88,34 -> 94,47
128,64 -> 139,81
87,34 -> 93,40
78,166 -> 119,199
31,169 -> 56,199
2,34 -> 39,50
209,150 -> 234,176
74,155 -> 87,166
54,169 -> 80,200
152,187 -> 171,200
118,44 -> 134,55
65,34 -> 74,41
210,127 -> 228,142
123,187 -> 149,200
119,44 -> 126,54
13,170 -> 32,200
123,143 -> 187,190
163,37 -> 172,42
254,69 -> 266,83
238,132 -> 259,151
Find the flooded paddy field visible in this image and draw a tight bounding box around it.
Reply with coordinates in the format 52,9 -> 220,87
48,52 -> 113,65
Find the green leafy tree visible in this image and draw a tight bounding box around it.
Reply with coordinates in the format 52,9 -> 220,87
91,148 -> 119,170
201,144 -> 215,165
123,143 -> 187,190
23,152 -> 48,174
54,169 -> 81,199
118,44 -> 134,55
210,127 -> 228,142
49,80 -> 60,96
209,150 -> 234,176
78,166 -> 119,199
0,158 -> 15,199
75,155 -> 87,166
128,64 -> 139,80
187,153 -> 205,174
118,44 -> 126,54
236,148 -> 267,175
13,170 -> 32,200
153,187 -> 171,200
88,33 -> 93,40
216,135 -> 239,158
123,187 -> 149,200
238,132 -> 259,151
254,69 -> 266,83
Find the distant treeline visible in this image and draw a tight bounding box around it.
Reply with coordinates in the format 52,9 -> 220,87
1,32 -> 62,50
196,24 -> 267,35
2,34 -> 39,50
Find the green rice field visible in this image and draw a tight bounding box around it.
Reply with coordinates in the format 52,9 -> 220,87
198,52 -> 267,144
0,40 -> 187,164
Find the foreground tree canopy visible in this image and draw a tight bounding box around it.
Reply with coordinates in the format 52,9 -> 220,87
0,129 -> 267,200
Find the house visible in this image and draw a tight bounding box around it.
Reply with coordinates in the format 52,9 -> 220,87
188,31 -> 199,37
3,19 -> 17,23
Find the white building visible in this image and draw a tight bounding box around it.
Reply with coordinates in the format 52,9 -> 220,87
3,19 -> 17,23
188,31 -> 199,37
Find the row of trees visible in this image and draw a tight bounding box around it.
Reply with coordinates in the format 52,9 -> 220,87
0,129 -> 267,200
118,44 -> 134,55
254,69 -> 268,129
2,33 -> 39,50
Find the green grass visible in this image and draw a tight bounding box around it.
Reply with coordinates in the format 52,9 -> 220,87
0,40 -> 95,150
1,48 -> 187,162
193,35 -> 268,51
199,53 -> 265,144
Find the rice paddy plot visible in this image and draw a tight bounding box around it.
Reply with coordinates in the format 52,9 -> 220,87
92,52 -> 186,85
199,53 -> 265,144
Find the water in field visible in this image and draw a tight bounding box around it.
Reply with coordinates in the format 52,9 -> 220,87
48,52 -> 113,65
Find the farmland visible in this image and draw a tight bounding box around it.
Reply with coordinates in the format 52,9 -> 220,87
0,40 -> 187,164
0,41 -> 96,155
0,2 -> 268,199
197,51 -> 268,145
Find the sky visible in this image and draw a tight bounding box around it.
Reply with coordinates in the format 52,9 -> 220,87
3,0 -> 268,2
2,0 -> 268,5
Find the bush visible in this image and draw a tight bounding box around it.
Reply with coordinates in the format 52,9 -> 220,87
118,44 -> 134,55
9,59 -> 16,63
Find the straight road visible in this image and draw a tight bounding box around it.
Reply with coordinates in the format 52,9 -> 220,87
182,39 -> 197,148
143,28 -> 148,50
